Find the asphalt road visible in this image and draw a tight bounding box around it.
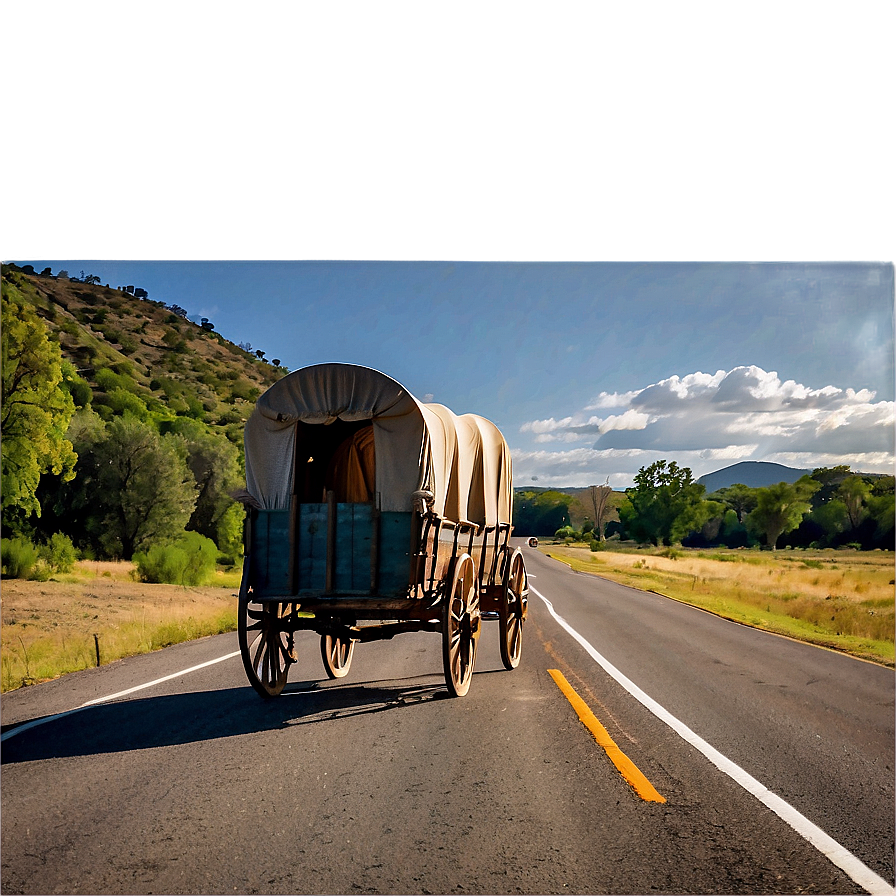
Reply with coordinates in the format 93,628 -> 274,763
2,543 -> 893,895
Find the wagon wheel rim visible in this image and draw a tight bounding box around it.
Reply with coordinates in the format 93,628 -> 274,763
442,554 -> 480,697
499,549 -> 527,670
239,597 -> 295,698
321,632 -> 355,679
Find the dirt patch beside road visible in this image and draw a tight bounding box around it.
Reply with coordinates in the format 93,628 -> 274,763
2,563 -> 239,691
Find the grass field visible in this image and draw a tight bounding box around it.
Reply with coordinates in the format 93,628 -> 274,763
1,561 -> 241,692
541,543 -> 895,666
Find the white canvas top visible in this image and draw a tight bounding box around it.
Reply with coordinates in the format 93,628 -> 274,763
243,363 -> 513,527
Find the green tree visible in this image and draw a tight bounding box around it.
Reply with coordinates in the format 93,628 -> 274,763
709,483 -> 759,522
837,475 -> 871,531
513,490 -> 573,535
167,418 -> 242,553
1,282 -> 77,529
620,460 -> 707,545
746,477 -> 820,549
810,499 -> 850,544
89,417 -> 198,558
809,465 -> 853,504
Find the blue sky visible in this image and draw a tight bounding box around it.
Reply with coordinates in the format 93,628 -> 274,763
5,6 -> 894,488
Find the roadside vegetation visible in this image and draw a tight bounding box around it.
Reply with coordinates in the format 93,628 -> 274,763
541,542 -> 895,666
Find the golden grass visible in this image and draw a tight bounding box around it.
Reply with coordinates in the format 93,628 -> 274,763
542,545 -> 895,667
1,561 -> 240,691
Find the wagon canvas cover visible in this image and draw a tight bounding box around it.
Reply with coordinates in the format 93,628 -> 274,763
243,363 -> 513,528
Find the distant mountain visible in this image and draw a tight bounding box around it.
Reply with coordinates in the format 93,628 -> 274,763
697,462 -> 810,493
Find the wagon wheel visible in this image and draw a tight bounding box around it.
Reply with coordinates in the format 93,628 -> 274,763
238,595 -> 296,698
499,548 -> 528,670
442,553 -> 481,697
320,632 -> 355,679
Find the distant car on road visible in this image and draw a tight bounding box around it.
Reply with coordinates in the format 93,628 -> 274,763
527,537 -> 538,547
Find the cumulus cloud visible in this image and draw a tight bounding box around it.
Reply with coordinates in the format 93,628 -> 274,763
514,366 -> 894,487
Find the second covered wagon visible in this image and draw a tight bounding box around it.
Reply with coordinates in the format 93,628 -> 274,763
236,363 -> 528,698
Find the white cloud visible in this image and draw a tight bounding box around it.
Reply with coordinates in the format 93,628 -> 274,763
514,366 -> 895,487
585,390 -> 641,410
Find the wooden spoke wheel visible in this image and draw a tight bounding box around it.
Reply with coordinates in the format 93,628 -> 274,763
442,553 -> 481,697
238,596 -> 296,698
499,548 -> 528,670
320,632 -> 355,679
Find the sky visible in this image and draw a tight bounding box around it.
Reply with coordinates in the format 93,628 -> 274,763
3,5 -> 894,490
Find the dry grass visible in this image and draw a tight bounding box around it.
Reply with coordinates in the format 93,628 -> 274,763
542,545 -> 895,666
1,560 -> 240,691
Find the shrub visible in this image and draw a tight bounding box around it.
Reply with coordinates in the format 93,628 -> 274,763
94,367 -> 132,394
1,537 -> 39,579
590,539 -> 605,551
134,531 -> 218,585
41,533 -> 78,572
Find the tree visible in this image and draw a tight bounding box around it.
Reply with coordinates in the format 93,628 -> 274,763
1,283 -> 77,529
88,417 -> 198,558
620,460 -> 707,545
584,481 -> 614,541
513,490 -> 573,535
167,418 -> 242,553
709,483 -> 758,522
837,476 -> 871,531
746,477 -> 820,549
810,499 -> 850,544
809,465 -> 852,505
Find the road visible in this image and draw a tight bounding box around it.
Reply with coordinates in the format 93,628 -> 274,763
2,542 -> 893,895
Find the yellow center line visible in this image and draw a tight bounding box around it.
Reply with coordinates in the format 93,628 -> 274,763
548,668 -> 666,804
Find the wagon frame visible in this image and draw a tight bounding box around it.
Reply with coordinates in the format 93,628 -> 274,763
236,364 -> 528,699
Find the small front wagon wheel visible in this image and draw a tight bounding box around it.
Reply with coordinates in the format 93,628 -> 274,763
442,553 -> 480,697
239,596 -> 295,698
499,549 -> 528,670
321,633 -> 355,679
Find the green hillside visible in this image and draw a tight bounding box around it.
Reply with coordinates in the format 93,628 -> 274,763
2,265 -> 284,441
1,263 -> 288,566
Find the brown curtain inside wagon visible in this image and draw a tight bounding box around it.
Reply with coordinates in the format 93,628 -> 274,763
292,419 -> 376,503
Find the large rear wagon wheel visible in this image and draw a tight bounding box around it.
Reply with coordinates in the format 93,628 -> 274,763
442,553 -> 480,697
239,596 -> 296,698
499,548 -> 528,670
321,633 -> 355,679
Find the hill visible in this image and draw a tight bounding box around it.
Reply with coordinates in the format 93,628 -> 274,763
1,265 -> 285,444
697,462 -> 810,493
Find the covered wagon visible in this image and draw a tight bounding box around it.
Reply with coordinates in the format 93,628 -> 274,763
237,363 -> 528,698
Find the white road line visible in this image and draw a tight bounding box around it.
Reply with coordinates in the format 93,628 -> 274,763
1,650 -> 242,743
532,585 -> 894,896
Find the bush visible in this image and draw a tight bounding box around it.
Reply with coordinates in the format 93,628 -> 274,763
94,367 -> 133,394
1,537 -> 39,579
134,532 -> 218,585
41,533 -> 78,572
590,539 -> 605,552
105,388 -> 150,419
